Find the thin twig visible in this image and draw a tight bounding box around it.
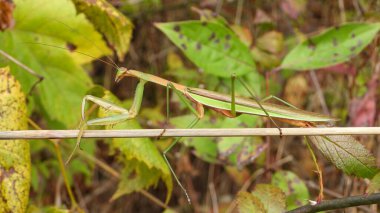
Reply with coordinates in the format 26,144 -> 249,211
310,70 -> 330,115
287,192 -> 380,213
1,127 -> 380,140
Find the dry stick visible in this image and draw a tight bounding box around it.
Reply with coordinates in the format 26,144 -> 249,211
0,50 -> 44,95
1,127 -> 380,140
287,192 -> 380,213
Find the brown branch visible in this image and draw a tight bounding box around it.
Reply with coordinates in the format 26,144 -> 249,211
287,193 -> 380,213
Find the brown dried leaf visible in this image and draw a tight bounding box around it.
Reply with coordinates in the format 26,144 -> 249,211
0,0 -> 15,31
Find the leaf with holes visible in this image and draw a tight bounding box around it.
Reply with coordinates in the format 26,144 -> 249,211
308,135 -> 378,178
156,21 -> 256,77
281,23 -> 380,70
71,0 -> 133,61
0,67 -> 30,212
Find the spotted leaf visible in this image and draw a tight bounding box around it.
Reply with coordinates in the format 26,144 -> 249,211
281,23 -> 380,70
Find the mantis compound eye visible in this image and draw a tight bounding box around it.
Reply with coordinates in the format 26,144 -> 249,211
115,68 -> 128,82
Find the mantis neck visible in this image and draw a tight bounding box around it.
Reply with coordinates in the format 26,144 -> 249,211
128,70 -> 187,92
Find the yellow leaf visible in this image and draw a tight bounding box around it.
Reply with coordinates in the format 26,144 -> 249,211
0,67 -> 30,212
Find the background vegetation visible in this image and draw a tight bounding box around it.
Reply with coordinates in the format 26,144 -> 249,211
0,0 -> 380,212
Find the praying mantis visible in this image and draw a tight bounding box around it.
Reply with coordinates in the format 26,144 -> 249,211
72,66 -> 337,203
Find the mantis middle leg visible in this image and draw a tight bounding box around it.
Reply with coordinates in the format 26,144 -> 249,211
230,74 -> 283,136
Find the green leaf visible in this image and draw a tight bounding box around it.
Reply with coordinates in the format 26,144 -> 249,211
218,118 -> 266,167
0,0 -> 114,127
170,115 -> 219,163
308,135 -> 378,178
156,21 -> 256,77
71,0 -> 134,61
281,23 -> 380,70
27,205 -> 69,213
0,67 -> 30,213
98,91 -> 172,203
367,172 -> 380,194
272,170 -> 309,210
236,191 -> 265,213
252,184 -> 286,213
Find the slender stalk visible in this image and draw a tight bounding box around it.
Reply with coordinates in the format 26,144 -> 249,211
28,120 -> 170,210
28,120 -> 79,210
1,127 -> 380,139
305,137 -> 324,201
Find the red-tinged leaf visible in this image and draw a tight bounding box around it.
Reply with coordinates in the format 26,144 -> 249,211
308,135 -> 378,178
319,63 -> 357,75
350,95 -> 376,126
349,70 -> 379,126
253,9 -> 272,24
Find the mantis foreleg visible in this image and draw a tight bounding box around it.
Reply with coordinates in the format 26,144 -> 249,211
66,80 -> 147,164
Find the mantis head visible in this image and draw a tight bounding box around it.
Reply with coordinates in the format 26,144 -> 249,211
115,68 -> 131,82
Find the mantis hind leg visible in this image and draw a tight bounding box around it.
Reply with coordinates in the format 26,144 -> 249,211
162,117 -> 199,204
162,82 -> 203,204
261,95 -> 299,109
232,75 -> 283,136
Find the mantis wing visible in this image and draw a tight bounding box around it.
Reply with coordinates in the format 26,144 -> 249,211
187,89 -> 336,123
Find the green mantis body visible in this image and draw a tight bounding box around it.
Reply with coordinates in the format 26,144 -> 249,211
76,67 -> 336,203
114,68 -> 334,124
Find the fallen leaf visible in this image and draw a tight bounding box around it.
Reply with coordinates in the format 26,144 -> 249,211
284,74 -> 309,108
280,0 -> 306,19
